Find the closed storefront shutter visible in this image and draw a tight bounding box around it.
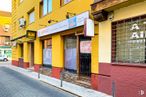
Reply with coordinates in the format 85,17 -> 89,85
65,36 -> 77,71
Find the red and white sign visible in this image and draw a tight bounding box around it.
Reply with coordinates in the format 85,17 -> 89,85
84,19 -> 94,37
80,41 -> 91,53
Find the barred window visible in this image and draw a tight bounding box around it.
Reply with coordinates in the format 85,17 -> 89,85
112,15 -> 146,64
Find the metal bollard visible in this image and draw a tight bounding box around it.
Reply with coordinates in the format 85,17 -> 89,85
112,81 -> 116,97
60,70 -> 64,87
38,67 -> 42,79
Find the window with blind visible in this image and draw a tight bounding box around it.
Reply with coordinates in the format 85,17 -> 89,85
28,10 -> 35,24
42,0 -> 52,16
112,15 -> 146,64
61,0 -> 72,6
43,39 -> 52,66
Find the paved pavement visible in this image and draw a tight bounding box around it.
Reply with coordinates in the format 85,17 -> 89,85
0,66 -> 78,97
0,62 -> 112,97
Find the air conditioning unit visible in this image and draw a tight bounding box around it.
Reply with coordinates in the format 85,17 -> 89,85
19,18 -> 26,28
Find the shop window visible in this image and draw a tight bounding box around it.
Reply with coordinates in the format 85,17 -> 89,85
40,0 -> 52,17
0,37 -> 5,45
28,9 -> 35,24
43,39 -> 52,66
60,0 -> 72,6
112,15 -> 146,64
5,36 -> 10,42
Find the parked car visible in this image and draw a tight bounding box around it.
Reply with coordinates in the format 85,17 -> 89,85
0,55 -> 8,61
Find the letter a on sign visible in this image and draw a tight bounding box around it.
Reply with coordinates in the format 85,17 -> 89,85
131,32 -> 139,39
130,23 -> 140,31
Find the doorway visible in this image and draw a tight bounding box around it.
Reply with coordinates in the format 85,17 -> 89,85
79,36 -> 91,77
29,43 -> 34,67
19,43 -> 23,67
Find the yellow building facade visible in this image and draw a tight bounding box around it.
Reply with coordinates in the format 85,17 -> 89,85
12,0 -> 99,89
0,11 -> 12,60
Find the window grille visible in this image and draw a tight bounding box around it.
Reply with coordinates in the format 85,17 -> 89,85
112,14 -> 146,64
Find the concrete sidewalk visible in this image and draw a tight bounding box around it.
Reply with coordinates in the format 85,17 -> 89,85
1,64 -> 112,97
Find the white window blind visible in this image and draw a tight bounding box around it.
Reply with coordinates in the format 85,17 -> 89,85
64,0 -> 71,4
29,11 -> 35,24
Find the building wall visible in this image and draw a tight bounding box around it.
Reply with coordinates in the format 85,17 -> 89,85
98,1 -> 146,96
12,0 -> 99,86
0,11 -> 11,35
12,0 -> 93,60
12,0 -> 101,91
91,25 -> 99,90
12,46 -> 19,66
12,0 -> 93,38
0,15 -> 11,25
0,11 -> 12,60
99,1 -> 146,63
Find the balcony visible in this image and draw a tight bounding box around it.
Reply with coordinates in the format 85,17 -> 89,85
91,0 -> 128,12
91,0 -> 146,22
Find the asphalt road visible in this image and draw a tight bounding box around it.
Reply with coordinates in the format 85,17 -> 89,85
0,66 -> 78,97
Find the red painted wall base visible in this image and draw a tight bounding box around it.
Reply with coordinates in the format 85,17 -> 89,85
98,62 -> 146,97
51,67 -> 62,79
111,64 -> 146,97
91,73 -> 98,90
12,60 -> 19,67
98,74 -> 112,95
23,62 -> 29,69
97,63 -> 112,95
34,64 -> 41,72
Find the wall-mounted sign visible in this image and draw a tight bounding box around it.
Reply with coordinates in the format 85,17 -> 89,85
84,19 -> 94,37
129,21 -> 146,44
69,17 -> 76,28
26,30 -> 36,39
37,11 -> 89,37
80,41 -> 91,53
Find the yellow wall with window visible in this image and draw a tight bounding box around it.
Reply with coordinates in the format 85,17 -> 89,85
99,1 -> 146,63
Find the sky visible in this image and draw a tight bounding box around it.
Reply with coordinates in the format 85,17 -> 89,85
0,0 -> 12,12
